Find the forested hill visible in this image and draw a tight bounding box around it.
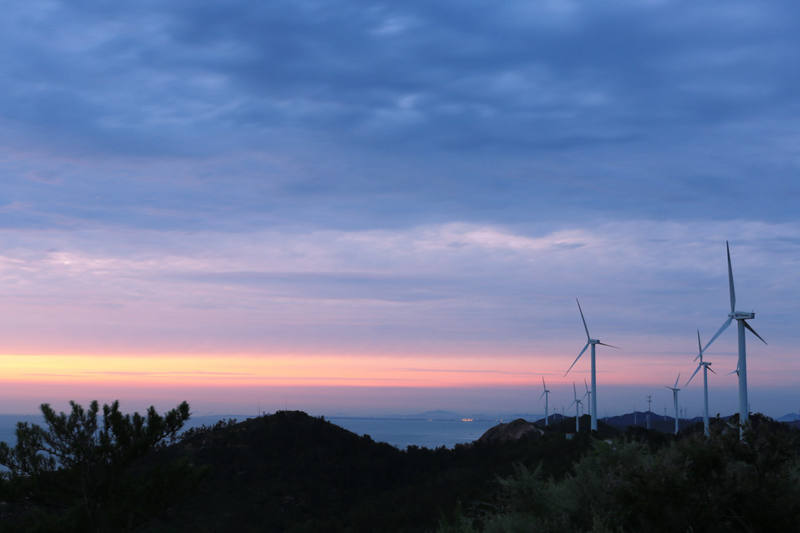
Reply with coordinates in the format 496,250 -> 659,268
0,409 -> 591,532
2,408 -> 800,532
142,411 -> 590,532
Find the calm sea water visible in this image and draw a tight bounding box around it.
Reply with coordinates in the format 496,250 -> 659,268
0,414 -> 498,450
329,417 -> 498,449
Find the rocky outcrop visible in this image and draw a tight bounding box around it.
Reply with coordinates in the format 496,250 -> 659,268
477,418 -> 543,444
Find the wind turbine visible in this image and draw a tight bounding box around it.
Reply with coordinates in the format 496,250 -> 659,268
686,329 -> 716,437
702,241 -> 767,439
582,378 -> 592,414
569,382 -> 583,432
539,377 -> 551,426
565,298 -> 618,431
646,395 -> 652,430
665,373 -> 681,435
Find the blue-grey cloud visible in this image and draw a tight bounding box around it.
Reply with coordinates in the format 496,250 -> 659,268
1,1 -> 799,232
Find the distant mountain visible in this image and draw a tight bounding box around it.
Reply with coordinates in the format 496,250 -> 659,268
601,411 -> 703,433
778,412 -> 800,422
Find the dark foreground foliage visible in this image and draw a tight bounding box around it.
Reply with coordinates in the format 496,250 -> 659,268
0,400 -> 192,532
1,406 -> 799,532
142,410 -> 593,532
440,414 -> 800,533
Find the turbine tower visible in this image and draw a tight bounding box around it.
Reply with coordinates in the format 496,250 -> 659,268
540,377 -> 551,426
646,395 -> 652,430
565,298 -> 618,431
665,373 -> 681,435
702,241 -> 767,438
686,329 -> 716,437
569,382 -> 583,432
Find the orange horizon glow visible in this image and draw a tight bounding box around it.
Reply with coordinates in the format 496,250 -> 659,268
0,351 -> 741,389
0,353 -> 554,388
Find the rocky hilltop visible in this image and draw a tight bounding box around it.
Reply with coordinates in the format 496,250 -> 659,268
477,418 -> 543,443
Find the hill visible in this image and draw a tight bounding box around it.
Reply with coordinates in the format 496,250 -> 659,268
0,410 -> 594,532
602,410 -> 702,433
145,411 -> 600,532
532,413 -> 620,439
3,409 -> 800,532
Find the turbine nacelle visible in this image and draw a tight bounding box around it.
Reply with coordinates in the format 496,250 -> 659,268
730,311 -> 755,320
667,373 -> 681,392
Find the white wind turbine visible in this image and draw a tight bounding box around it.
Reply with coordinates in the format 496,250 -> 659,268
569,382 -> 583,432
702,241 -> 767,438
686,329 -> 716,437
540,377 -> 551,426
565,298 -> 618,431
665,373 -> 681,435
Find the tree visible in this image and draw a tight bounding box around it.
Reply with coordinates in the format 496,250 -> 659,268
0,400 -> 191,531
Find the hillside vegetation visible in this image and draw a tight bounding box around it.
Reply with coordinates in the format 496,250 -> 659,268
0,403 -> 798,532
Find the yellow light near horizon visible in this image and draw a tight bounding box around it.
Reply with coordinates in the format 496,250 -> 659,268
0,351 -> 699,389
0,353 -> 559,388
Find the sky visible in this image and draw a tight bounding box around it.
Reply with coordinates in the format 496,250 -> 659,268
1,1 -> 799,418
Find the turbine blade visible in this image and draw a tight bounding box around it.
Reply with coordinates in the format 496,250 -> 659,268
596,342 -> 620,349
542,376 -> 546,390
539,390 -> 546,400
727,241 -> 736,313
702,317 -> 733,353
674,373 -> 680,389
576,298 -> 590,340
707,366 -> 717,375
695,329 -> 703,362
743,320 -> 767,345
686,365 -> 701,386
565,342 -> 589,376
584,377 -> 589,393
573,382 -> 577,400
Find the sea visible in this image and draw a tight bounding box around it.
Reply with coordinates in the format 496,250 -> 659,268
0,414 -> 502,450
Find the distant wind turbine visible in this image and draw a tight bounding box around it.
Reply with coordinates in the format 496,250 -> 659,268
665,373 -> 681,435
702,241 -> 767,439
539,377 -> 551,426
565,299 -> 618,431
646,395 -> 652,430
686,329 -> 716,437
569,382 -> 583,432
582,378 -> 591,414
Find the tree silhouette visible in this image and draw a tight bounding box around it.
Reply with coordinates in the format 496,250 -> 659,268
0,400 -> 191,531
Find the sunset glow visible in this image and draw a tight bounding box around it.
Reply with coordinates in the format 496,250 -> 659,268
0,353 -> 562,388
